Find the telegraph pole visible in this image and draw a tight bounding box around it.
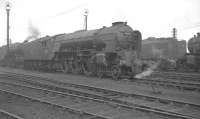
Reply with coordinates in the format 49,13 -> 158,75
84,9 -> 88,30
6,2 -> 11,52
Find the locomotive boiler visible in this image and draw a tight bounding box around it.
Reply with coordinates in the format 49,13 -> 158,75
1,22 -> 142,79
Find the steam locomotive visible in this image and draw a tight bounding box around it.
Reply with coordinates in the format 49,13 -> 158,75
184,33 -> 200,71
174,32 -> 200,72
0,22 -> 142,79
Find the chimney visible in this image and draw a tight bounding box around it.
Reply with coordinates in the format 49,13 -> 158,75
197,33 -> 200,38
112,21 -> 126,26
172,28 -> 177,40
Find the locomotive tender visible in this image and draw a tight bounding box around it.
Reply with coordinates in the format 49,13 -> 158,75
1,22 -> 142,79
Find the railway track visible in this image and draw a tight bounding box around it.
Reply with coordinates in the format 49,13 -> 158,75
1,68 -> 199,93
0,81 -> 175,119
0,84 -> 110,119
131,77 -> 200,93
0,71 -> 199,119
151,71 -> 200,82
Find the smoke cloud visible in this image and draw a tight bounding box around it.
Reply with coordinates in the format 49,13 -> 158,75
24,21 -> 41,42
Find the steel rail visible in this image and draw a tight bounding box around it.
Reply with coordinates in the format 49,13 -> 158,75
0,109 -> 24,119
0,72 -> 198,119
0,88 -> 109,119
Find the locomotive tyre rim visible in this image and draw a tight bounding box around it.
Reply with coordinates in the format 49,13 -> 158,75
111,66 -> 121,80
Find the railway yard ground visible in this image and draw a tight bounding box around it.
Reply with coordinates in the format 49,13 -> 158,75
0,67 -> 199,119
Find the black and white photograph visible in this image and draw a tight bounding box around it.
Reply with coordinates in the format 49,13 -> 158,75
0,0 -> 199,118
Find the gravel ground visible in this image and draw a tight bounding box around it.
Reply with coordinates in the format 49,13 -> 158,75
0,113 -> 16,119
0,109 -> 21,119
0,81 -> 169,119
1,76 -> 200,118
0,67 -> 199,105
0,90 -> 92,119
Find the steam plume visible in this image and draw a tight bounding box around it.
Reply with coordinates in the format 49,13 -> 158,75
24,21 -> 40,42
135,61 -> 160,79
134,44 -> 164,79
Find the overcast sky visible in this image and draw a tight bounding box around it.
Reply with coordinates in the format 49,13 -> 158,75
0,0 -> 199,46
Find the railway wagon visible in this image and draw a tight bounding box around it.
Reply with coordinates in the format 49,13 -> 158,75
141,37 -> 186,60
1,22 -> 142,79
141,37 -> 186,71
